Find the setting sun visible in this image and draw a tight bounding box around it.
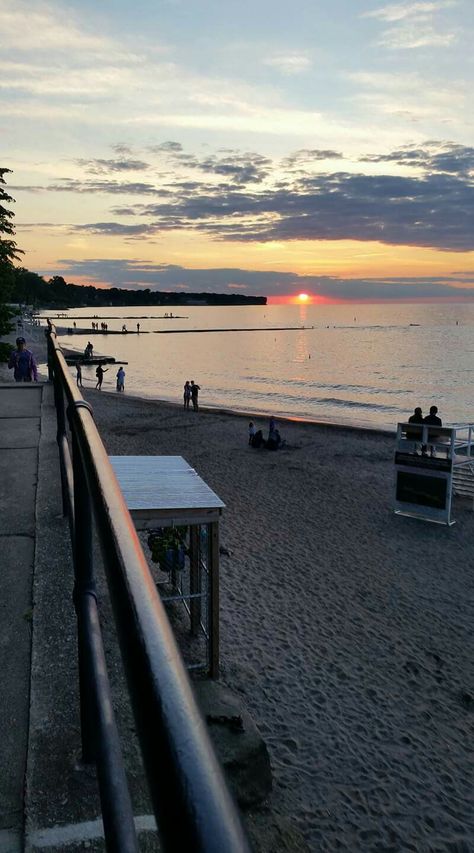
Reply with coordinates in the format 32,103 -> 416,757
298,292 -> 310,302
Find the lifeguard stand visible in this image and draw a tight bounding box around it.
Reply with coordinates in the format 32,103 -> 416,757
394,423 -> 474,525
110,456 -> 225,677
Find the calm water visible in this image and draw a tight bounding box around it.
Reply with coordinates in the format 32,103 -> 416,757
39,303 -> 474,429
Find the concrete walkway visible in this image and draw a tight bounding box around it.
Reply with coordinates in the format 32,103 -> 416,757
0,384 -> 43,852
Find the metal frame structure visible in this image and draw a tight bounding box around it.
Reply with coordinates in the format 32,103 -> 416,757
46,322 -> 250,853
394,422 -> 474,525
109,455 -> 224,678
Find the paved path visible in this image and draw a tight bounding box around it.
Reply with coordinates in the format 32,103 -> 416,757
0,384 -> 43,852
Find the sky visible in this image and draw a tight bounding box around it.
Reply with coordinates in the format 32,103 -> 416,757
1,0 -> 473,302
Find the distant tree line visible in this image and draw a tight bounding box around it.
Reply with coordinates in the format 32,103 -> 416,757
11,268 -> 267,308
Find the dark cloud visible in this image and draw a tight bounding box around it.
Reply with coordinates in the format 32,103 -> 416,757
47,178 -> 162,195
52,258 -> 474,299
281,149 -> 344,168
148,141 -> 183,153
75,158 -> 151,174
184,152 -> 272,184
72,222 -> 159,236
126,169 -> 474,252
111,144 -> 134,157
360,142 -> 474,177
12,141 -> 474,252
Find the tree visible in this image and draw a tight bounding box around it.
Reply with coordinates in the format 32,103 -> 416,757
0,168 -> 23,335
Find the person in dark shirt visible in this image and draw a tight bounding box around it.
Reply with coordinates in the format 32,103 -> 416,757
424,406 -> 442,457
407,406 -> 423,453
8,337 -> 38,382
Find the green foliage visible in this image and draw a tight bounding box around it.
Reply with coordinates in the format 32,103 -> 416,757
0,340 -> 13,362
147,527 -> 188,571
0,168 -> 23,335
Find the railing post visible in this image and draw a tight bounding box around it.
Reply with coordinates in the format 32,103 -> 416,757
209,521 -> 220,679
70,409 -> 97,765
53,368 -> 70,518
46,324 -> 54,381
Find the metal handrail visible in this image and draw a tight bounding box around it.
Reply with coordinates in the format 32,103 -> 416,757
46,322 -> 250,852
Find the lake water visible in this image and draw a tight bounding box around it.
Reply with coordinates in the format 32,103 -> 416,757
39,302 -> 474,430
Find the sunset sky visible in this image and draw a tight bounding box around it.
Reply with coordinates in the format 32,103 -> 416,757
2,0 -> 473,301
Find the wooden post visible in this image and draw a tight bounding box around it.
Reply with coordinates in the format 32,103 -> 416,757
209,521 -> 219,679
189,525 -> 201,636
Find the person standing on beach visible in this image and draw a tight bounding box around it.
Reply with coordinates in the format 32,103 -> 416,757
248,422 -> 256,445
137,322 -> 140,333
183,380 -> 191,410
95,364 -> 108,390
8,337 -> 38,382
116,366 -> 125,392
76,363 -> 83,387
190,380 -> 200,411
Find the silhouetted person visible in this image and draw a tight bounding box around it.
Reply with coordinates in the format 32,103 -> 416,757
76,364 -> 83,387
424,406 -> 442,457
191,380 -> 200,411
95,364 -> 108,390
407,406 -> 423,453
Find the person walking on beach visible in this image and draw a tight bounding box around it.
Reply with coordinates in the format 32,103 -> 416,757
95,364 -> 108,390
116,366 -> 125,392
8,337 -> 38,382
137,322 -> 140,333
190,380 -> 200,411
183,380 -> 191,410
248,422 -> 256,445
76,363 -> 83,387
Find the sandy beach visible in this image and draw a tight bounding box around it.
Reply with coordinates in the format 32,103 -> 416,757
78,385 -> 473,852
2,326 -> 473,849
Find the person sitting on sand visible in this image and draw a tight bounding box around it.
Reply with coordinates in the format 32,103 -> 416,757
95,364 -> 108,390
251,429 -> 265,448
267,417 -> 281,450
248,421 -> 256,445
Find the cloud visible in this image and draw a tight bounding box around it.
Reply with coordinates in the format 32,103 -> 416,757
148,141 -> 184,153
363,1 -> 456,23
46,179 -> 163,196
13,141 -> 474,252
363,0 -> 458,49
281,149 -> 344,169
359,141 -> 474,175
75,158 -> 151,174
115,156 -> 474,251
262,54 -> 312,75
50,257 -> 474,299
